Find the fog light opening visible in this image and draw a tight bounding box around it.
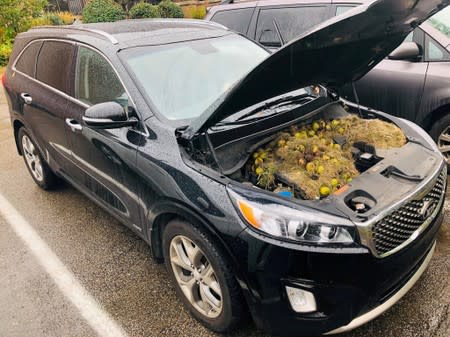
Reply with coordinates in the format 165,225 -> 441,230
286,286 -> 317,313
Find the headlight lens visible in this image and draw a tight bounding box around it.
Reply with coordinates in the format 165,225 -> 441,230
228,188 -> 355,244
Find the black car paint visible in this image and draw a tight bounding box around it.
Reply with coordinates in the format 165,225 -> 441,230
238,210 -> 442,336
2,14 -> 447,337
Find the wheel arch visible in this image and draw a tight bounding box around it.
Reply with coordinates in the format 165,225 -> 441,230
147,202 -> 241,273
420,103 -> 450,133
13,119 -> 25,155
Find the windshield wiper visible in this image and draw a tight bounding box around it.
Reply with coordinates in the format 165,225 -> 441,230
214,95 -> 312,127
236,94 -> 312,121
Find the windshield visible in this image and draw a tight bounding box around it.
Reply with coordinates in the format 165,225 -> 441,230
121,35 -> 269,121
428,7 -> 450,37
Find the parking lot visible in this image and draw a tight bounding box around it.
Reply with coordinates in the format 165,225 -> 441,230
0,84 -> 449,337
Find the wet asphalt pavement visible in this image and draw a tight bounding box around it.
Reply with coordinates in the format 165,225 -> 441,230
0,85 -> 449,337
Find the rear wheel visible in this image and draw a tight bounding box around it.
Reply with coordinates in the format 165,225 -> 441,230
18,127 -> 58,190
162,219 -> 244,332
430,114 -> 450,167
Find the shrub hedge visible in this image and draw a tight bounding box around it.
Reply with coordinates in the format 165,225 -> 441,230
130,2 -> 160,19
82,0 -> 126,23
158,0 -> 184,18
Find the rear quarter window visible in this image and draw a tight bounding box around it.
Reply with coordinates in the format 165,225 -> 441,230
36,41 -> 75,95
14,41 -> 43,77
210,8 -> 254,34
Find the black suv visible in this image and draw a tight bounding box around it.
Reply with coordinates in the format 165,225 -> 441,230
206,0 -> 450,165
2,1 -> 448,335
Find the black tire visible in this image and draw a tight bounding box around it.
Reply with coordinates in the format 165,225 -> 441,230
162,219 -> 245,333
18,127 -> 59,190
430,114 -> 450,169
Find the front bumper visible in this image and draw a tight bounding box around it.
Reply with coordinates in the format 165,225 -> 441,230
326,240 -> 436,334
235,202 -> 443,336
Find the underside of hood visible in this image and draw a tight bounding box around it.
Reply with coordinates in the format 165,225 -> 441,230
182,0 -> 450,139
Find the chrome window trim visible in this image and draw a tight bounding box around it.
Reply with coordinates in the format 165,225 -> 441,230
74,44 -> 150,137
12,40 -> 43,78
74,43 -> 136,111
12,38 -> 149,138
12,38 -> 137,109
12,39 -> 90,109
355,162 -> 446,258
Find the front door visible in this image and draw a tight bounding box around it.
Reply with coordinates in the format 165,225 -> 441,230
64,46 -> 143,230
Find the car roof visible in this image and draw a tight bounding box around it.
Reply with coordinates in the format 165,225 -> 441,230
17,19 -> 231,49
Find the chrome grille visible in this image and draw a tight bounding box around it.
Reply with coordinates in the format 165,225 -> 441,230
372,168 -> 446,257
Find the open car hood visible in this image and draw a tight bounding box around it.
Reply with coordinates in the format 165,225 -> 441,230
182,0 -> 450,139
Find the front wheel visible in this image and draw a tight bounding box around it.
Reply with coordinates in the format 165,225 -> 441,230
162,219 -> 244,332
18,127 -> 59,190
430,114 -> 450,168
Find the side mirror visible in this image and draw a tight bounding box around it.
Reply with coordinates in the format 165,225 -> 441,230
82,102 -> 137,129
388,42 -> 422,61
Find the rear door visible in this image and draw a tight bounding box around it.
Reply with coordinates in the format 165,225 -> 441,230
251,2 -> 331,49
14,40 -> 76,173
64,45 -> 143,230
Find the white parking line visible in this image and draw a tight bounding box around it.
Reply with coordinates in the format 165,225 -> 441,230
0,193 -> 129,337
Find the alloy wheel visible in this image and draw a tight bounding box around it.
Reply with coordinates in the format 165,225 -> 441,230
438,126 -> 450,164
22,135 -> 44,182
169,235 -> 223,318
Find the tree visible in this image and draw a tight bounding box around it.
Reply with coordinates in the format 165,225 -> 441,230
158,0 -> 183,18
129,2 -> 160,19
0,0 -> 48,42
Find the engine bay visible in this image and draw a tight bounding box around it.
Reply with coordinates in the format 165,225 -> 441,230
242,114 -> 407,200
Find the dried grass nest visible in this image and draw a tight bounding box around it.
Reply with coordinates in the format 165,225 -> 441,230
251,115 -> 407,200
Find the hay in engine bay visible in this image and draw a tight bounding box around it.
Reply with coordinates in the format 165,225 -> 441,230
250,115 -> 407,200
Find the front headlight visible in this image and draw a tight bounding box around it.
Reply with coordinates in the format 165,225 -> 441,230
228,187 -> 355,244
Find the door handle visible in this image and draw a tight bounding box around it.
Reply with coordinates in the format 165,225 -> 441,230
20,93 -> 32,105
65,118 -> 83,133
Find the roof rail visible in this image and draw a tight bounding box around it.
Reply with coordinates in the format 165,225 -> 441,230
30,26 -> 119,45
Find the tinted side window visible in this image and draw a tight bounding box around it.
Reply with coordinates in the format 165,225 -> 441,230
256,6 -> 329,47
15,41 -> 43,77
211,8 -> 253,34
36,41 -> 75,94
75,47 -> 128,107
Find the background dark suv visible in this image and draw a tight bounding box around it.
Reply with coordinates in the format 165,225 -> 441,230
206,0 -> 450,165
